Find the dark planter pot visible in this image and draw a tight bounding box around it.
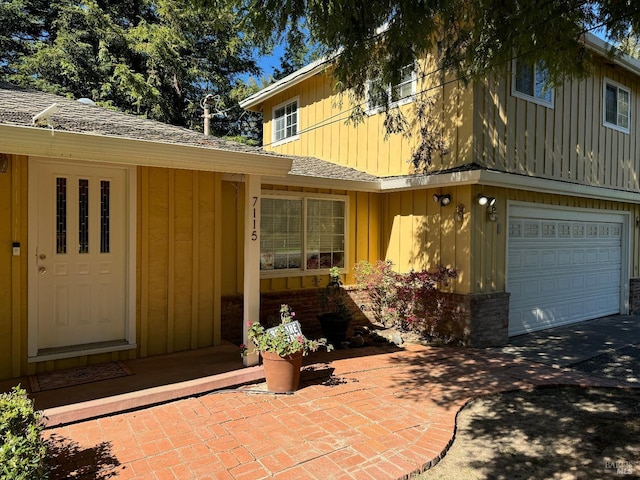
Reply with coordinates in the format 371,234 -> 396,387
261,350 -> 303,393
317,313 -> 351,346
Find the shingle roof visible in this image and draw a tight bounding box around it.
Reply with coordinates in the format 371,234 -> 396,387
0,82 -> 378,184
0,81 -> 266,154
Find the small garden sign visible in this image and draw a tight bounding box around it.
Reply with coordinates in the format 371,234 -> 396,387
266,320 -> 302,341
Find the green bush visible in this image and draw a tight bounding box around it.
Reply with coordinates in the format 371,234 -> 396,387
0,386 -> 48,479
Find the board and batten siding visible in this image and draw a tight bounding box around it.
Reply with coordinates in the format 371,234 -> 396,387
138,167 -> 222,357
0,154 -> 28,379
261,62 -> 474,177
380,185 -> 473,294
475,59 -> 640,191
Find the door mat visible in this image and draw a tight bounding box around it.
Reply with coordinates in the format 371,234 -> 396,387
28,362 -> 133,393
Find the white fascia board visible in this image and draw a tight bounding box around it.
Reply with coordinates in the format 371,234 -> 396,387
380,171 -> 483,191
239,56 -> 333,110
478,169 -> 640,204
0,124 -> 292,176
381,168 -> 640,203
583,32 -> 640,78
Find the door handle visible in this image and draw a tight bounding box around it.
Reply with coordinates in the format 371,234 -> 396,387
38,266 -> 46,274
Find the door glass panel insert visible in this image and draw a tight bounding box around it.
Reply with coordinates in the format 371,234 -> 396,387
100,180 -> 110,253
56,177 -> 67,254
78,179 -> 89,253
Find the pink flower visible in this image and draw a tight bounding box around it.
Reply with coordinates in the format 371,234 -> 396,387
239,344 -> 246,349
247,320 -> 253,326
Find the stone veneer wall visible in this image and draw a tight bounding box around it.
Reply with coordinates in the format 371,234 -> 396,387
630,278 -> 640,315
221,288 -> 510,348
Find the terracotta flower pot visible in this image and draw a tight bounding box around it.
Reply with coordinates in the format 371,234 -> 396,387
261,350 -> 303,393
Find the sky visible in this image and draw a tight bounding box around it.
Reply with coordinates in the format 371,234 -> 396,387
256,43 -> 286,78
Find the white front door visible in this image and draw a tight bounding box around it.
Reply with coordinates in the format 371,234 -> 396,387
31,161 -> 130,353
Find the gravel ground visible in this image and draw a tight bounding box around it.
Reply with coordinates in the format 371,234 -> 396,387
413,344 -> 640,480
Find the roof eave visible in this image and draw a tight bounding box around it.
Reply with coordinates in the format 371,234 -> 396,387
583,32 -> 640,78
262,173 -> 381,192
239,57 -> 332,110
0,124 -> 292,176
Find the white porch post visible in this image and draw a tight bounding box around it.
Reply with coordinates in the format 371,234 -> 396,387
243,174 -> 261,367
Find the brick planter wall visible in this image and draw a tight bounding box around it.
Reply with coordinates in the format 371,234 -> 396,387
630,278 -> 640,315
222,288 -> 510,348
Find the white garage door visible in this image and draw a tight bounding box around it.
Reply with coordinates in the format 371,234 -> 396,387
507,205 -> 623,336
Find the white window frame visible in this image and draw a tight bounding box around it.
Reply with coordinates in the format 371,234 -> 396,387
366,65 -> 416,115
271,97 -> 299,145
603,78 -> 630,134
260,191 -> 349,278
511,59 -> 554,108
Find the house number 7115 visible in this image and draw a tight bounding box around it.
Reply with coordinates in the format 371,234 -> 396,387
251,196 -> 258,241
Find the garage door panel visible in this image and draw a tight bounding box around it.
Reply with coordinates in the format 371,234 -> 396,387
585,249 -> 598,263
523,252 -> 539,267
508,213 -> 622,336
556,276 -> 572,294
571,275 -> 585,290
508,252 -> 523,268
598,248 -> 613,263
540,251 -> 556,266
584,274 -> 598,289
539,279 -> 556,295
557,250 -> 572,265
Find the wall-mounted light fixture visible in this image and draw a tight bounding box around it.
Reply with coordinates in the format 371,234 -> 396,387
477,194 -> 496,207
0,154 -> 8,174
455,204 -> 466,222
477,194 -> 498,222
636,216 -> 640,227
433,194 -> 452,207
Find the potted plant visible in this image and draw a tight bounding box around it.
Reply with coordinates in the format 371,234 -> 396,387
317,267 -> 352,346
243,304 -> 333,393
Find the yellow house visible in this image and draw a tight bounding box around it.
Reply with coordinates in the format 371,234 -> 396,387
240,32 -> 640,345
3,31 -> 640,382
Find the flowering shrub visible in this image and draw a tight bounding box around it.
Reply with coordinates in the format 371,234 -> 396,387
354,260 -> 458,339
242,304 -> 333,357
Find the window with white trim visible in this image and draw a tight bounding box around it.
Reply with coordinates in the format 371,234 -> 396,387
260,194 -> 346,272
366,65 -> 416,113
272,99 -> 298,143
512,59 -> 553,107
604,79 -> 630,133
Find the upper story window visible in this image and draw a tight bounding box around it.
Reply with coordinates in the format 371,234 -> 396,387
603,79 -> 630,133
260,193 -> 346,274
512,59 -> 554,107
272,98 -> 299,144
366,64 -> 416,113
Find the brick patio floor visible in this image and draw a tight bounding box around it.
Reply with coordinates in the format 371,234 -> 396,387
42,344 -> 633,479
